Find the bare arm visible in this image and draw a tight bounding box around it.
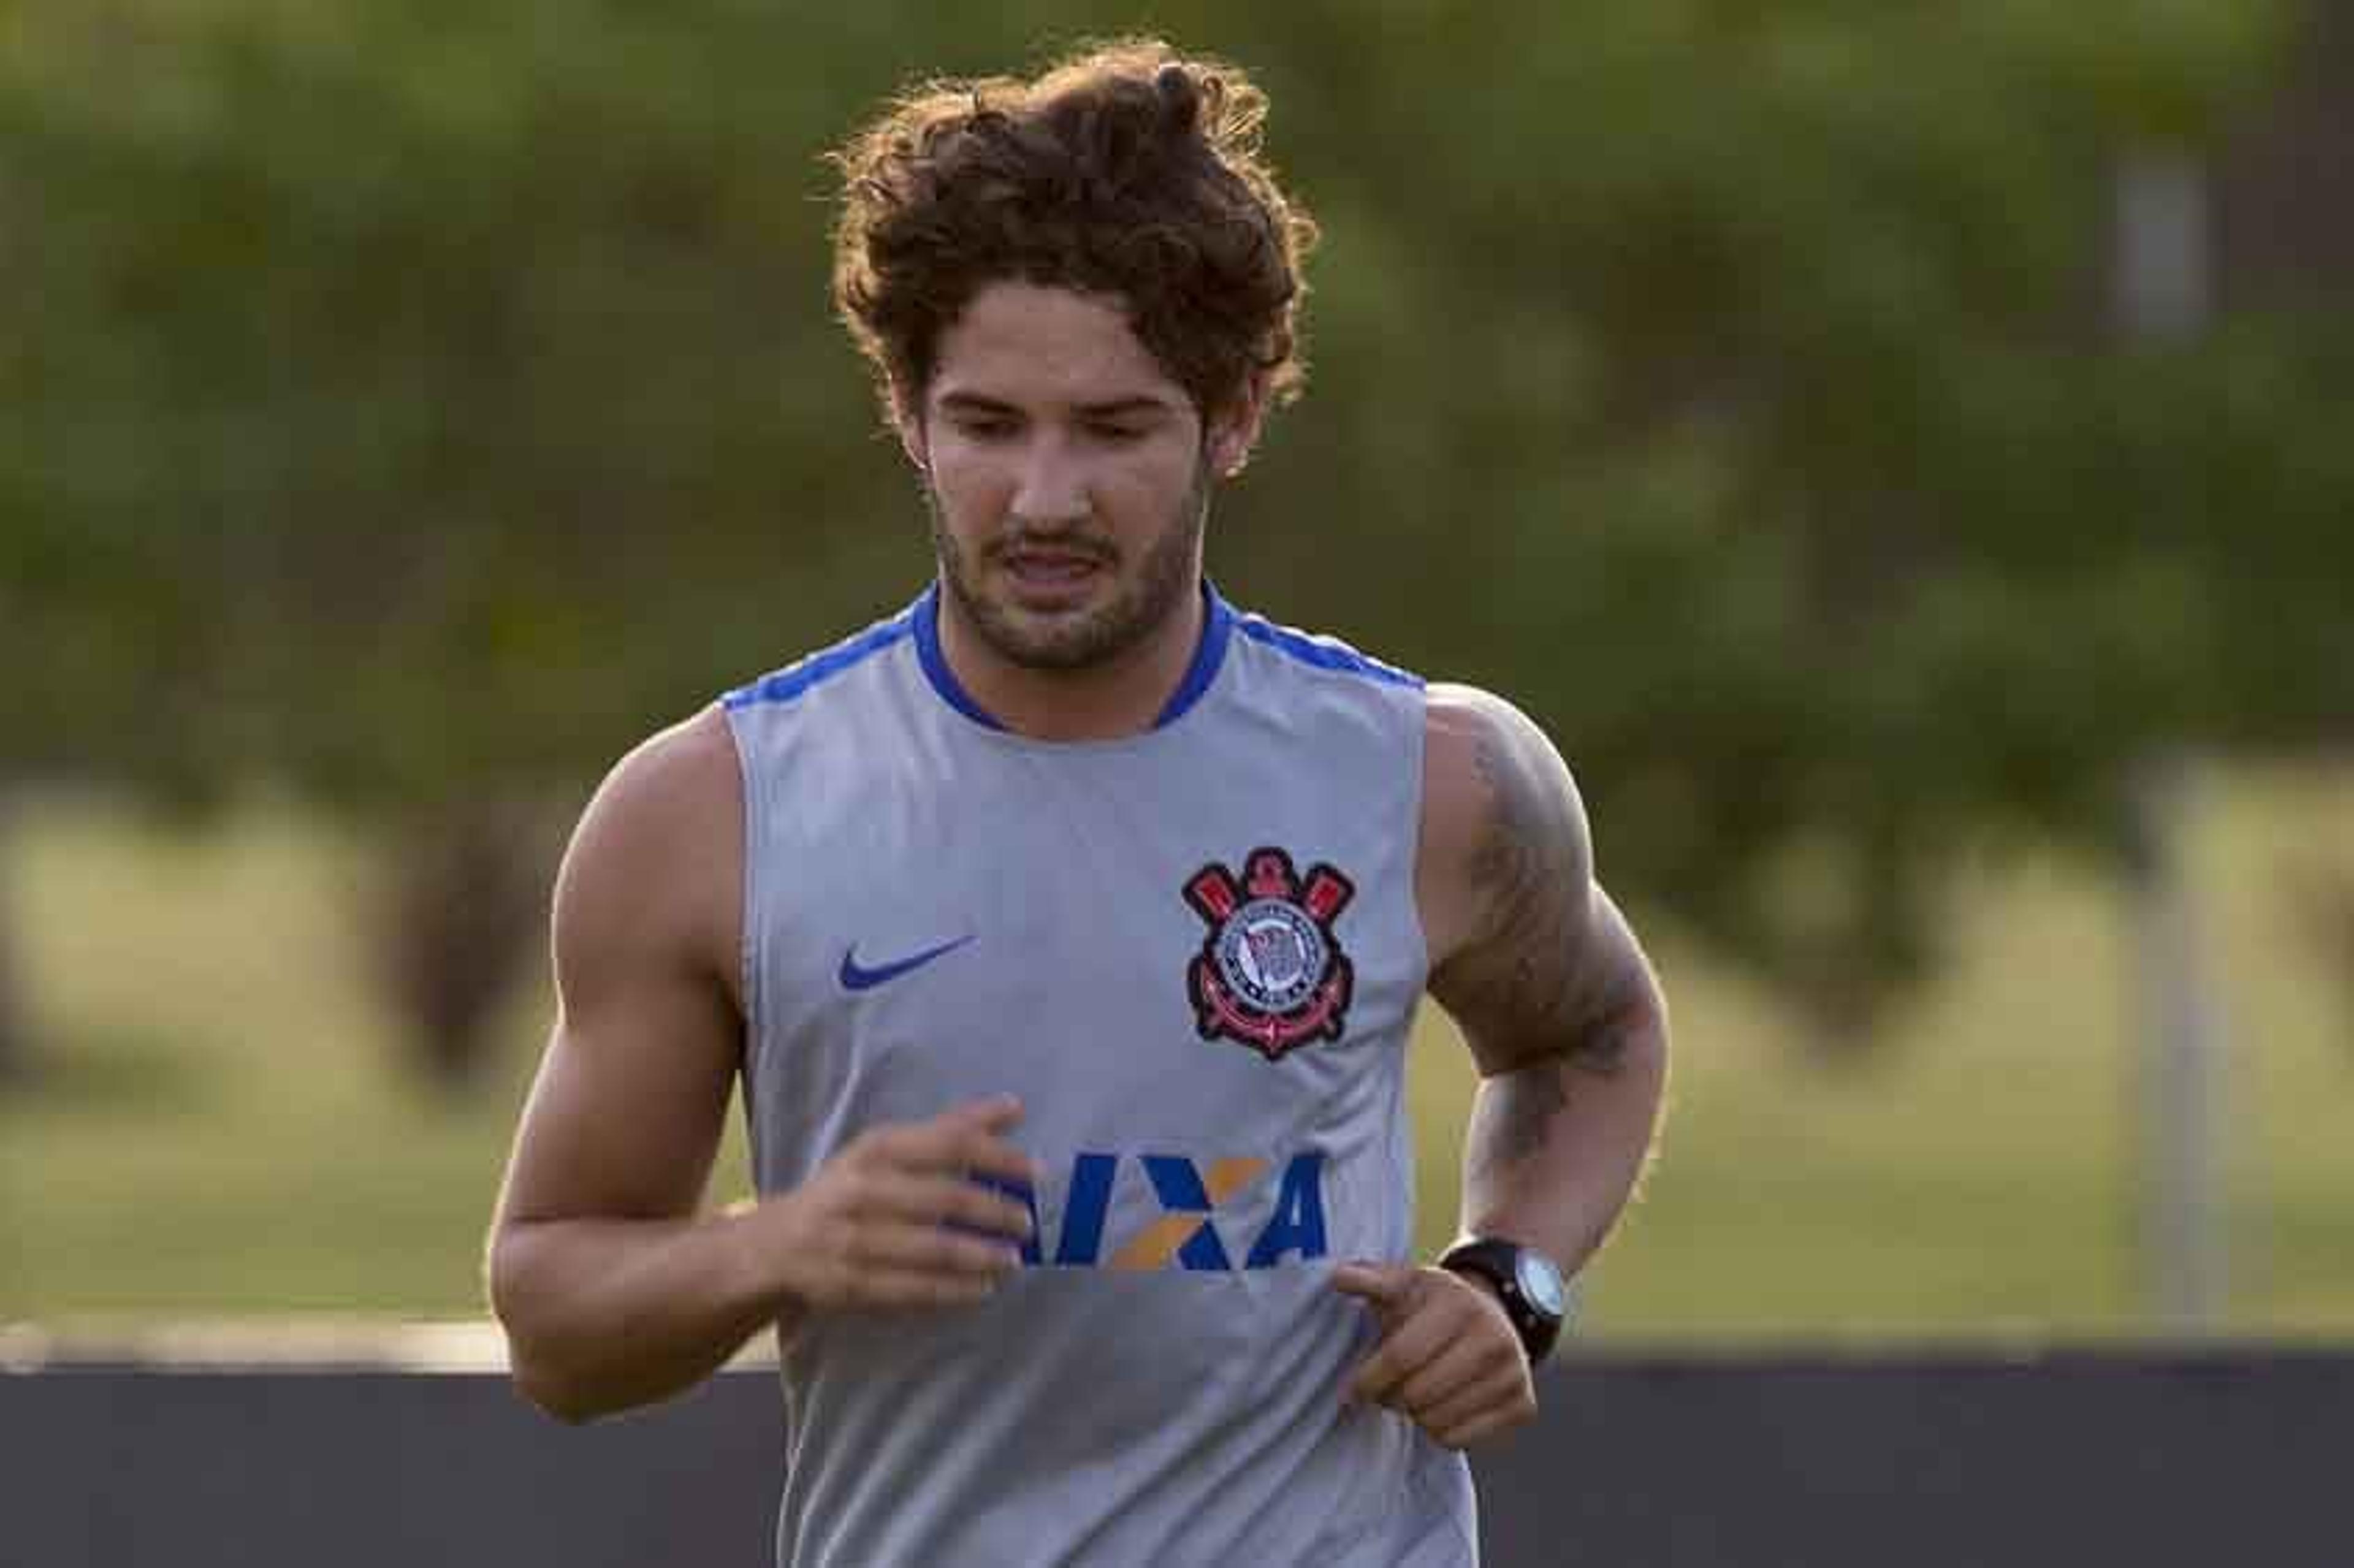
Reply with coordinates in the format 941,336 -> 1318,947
486,707 -> 1039,1423
1332,685 -> 1669,1448
484,707 -> 775,1421
1419,683 -> 1669,1281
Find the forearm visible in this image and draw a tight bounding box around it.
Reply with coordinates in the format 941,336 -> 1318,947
1459,991 -> 1668,1274
489,1206 -> 801,1422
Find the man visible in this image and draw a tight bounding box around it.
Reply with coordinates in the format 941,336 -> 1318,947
488,37 -> 1667,1567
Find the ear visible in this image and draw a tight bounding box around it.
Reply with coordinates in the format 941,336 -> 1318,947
1204,373 -> 1270,479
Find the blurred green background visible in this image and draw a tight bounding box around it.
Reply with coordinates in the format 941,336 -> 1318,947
3,1 -> 2350,1342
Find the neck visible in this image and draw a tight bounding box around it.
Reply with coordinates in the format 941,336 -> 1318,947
935,584 -> 1208,742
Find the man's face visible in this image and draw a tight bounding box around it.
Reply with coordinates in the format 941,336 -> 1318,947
900,281 -> 1260,673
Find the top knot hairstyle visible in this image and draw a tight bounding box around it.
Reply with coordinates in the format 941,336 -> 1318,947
829,38 -> 1319,424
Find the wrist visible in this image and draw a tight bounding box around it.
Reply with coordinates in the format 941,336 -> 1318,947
722,1197 -> 809,1320
1451,1265 -> 1510,1314
1438,1236 -> 1572,1364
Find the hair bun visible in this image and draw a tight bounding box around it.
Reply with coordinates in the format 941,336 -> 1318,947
1152,63 -> 1202,135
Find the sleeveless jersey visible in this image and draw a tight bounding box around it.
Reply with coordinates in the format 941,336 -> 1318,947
722,584 -> 1477,1567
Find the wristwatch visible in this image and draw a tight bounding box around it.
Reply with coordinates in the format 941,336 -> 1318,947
1438,1237 -> 1573,1364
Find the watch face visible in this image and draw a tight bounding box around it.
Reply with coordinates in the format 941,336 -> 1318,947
1515,1250 -> 1567,1319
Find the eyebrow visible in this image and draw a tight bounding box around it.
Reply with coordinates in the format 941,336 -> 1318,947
934,391 -> 1180,421
1073,396 -> 1179,420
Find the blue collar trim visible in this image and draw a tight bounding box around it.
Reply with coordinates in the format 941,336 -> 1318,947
912,580 -> 1234,734
1152,583 -> 1234,728
912,582 -> 1007,731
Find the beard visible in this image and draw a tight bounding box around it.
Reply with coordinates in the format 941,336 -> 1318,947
928,455 -> 1212,673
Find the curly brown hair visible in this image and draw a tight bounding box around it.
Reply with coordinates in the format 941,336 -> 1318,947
830,37 -> 1318,424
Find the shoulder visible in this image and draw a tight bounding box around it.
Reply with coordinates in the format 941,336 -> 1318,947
554,706 -> 744,998
1417,683 -> 1593,970
576,705 -> 742,858
721,601 -> 924,715
1222,606 -> 1424,691
1420,683 -> 1591,864
1215,604 -> 1424,753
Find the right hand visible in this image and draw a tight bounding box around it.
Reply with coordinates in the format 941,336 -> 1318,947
760,1096 -> 1040,1313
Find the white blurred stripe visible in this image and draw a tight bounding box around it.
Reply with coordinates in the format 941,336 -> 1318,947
0,1319 -> 780,1374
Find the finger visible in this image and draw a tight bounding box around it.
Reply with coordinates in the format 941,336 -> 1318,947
957,1134 -> 1045,1189
853,1268 -> 1004,1309
871,1095 -> 1021,1154
1330,1261 -> 1413,1307
1391,1339 -> 1498,1420
1349,1307 -> 1455,1407
1431,1395 -> 1537,1452
1417,1363 -> 1530,1437
935,1094 -> 1025,1136
855,1222 -> 1025,1279
888,1106 -> 1039,1184
943,1181 -> 1038,1242
864,1174 -> 1034,1240
861,1135 -> 1038,1191
1390,1303 -> 1523,1412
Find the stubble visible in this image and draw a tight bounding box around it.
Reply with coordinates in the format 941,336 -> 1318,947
927,455 -> 1213,673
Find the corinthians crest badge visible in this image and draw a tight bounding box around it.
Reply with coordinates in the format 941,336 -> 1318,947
1182,847 -> 1355,1060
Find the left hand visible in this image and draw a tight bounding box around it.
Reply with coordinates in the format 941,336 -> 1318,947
1330,1260 -> 1537,1450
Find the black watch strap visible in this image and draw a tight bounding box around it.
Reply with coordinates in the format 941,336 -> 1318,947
1438,1238 -> 1569,1364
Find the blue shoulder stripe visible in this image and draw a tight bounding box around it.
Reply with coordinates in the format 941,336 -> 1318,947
722,607 -> 915,711
1231,614 -> 1423,689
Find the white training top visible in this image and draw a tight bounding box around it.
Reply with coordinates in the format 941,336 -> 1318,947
723,583 -> 1477,1567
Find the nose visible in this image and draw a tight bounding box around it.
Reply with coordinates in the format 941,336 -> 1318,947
1008,432 -> 1089,528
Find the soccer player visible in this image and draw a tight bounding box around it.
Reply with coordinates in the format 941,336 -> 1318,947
487,37 -> 1668,1566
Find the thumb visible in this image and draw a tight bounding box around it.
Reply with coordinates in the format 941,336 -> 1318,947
1329,1260 -> 1415,1307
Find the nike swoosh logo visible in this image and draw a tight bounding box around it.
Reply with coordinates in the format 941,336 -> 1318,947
839,935 -> 976,992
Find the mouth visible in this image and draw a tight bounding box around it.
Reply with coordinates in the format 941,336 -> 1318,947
999,546 -> 1110,603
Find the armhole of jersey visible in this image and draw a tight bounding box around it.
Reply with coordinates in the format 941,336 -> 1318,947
722,702 -> 766,1117
1394,680 -> 1433,1266
1401,680 -> 1436,993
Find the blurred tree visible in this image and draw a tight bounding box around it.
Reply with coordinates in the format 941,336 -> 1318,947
0,805 -> 20,1083
1240,0 -> 2350,1050
2,0 -> 918,1080
367,796 -> 560,1092
1,0 -> 2346,1074
2288,851 -> 2354,1058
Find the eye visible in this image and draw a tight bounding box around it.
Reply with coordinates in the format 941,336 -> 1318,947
953,414 -> 1019,442
1086,422 -> 1149,445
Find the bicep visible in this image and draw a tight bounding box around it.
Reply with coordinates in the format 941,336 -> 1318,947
495,713 -> 745,1228
1422,685 -> 1652,1078
497,980 -> 741,1230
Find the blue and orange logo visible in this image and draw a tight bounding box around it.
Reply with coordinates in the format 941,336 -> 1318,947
986,1150 -> 1329,1273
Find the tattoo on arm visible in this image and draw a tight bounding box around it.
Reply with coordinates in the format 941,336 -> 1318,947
1457,719 -> 1629,1079
1464,1068 -> 1568,1190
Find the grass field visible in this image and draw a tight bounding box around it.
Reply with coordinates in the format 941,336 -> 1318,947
4,773 -> 2350,1342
